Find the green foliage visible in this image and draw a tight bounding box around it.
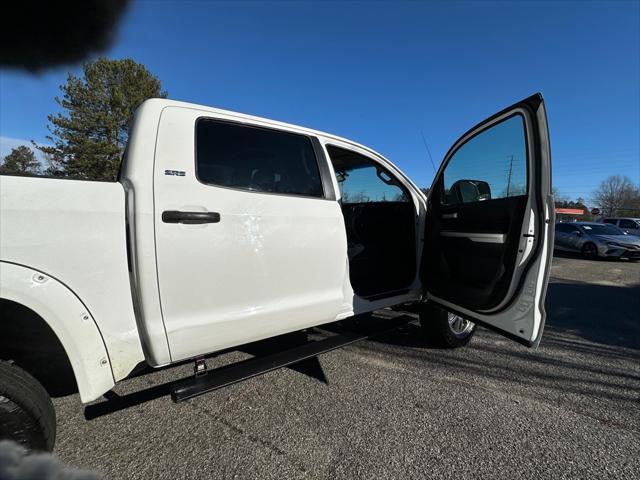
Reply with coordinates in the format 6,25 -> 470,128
36,58 -> 167,181
0,145 -> 41,175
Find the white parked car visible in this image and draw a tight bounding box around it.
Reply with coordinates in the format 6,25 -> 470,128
0,94 -> 554,450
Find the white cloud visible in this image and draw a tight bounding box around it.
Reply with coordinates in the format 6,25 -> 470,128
0,136 -> 49,162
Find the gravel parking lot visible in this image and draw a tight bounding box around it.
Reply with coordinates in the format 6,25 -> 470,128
52,252 -> 640,479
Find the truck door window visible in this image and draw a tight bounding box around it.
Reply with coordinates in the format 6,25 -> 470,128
196,119 -> 324,198
441,114 -> 527,205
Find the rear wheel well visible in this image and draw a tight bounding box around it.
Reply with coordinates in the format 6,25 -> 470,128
0,299 -> 78,397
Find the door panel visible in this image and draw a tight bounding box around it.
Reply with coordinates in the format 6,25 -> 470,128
340,201 -> 416,297
423,93 -> 554,347
153,107 -> 350,362
425,195 -> 528,311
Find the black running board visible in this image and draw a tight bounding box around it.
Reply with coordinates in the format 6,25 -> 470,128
170,315 -> 410,403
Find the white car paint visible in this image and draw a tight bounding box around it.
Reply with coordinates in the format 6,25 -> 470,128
153,108 -> 351,361
0,262 -> 114,402
0,97 -> 552,403
121,100 -> 427,365
0,176 -> 145,383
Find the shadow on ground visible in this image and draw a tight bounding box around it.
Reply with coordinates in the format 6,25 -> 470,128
545,280 -> 640,350
345,277 -> 640,421
368,280 -> 640,352
85,266 -> 640,421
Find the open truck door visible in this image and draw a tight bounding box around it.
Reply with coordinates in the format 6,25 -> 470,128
422,93 -> 554,347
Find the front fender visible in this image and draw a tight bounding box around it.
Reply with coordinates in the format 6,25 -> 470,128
0,262 -> 115,402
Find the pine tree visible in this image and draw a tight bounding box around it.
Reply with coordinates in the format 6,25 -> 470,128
0,145 -> 41,175
37,58 -> 167,181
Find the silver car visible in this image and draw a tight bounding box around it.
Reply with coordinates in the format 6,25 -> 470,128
602,217 -> 640,236
555,221 -> 640,259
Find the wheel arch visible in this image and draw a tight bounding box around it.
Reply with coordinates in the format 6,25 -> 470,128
0,262 -> 115,402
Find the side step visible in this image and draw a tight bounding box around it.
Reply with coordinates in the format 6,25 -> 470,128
170,315 -> 410,403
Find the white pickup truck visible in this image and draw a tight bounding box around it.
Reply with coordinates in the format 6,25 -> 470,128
0,94 -> 553,450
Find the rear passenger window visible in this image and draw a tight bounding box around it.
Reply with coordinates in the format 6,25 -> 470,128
196,119 -> 324,198
602,219 -> 617,225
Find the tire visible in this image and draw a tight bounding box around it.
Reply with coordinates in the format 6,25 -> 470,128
0,360 -> 56,451
419,302 -> 476,348
581,242 -> 598,259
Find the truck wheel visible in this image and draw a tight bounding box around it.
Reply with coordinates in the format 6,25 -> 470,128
419,303 -> 476,348
0,360 -> 56,451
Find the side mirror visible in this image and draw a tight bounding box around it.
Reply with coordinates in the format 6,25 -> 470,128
449,179 -> 492,204
573,230 -> 582,236
335,170 -> 348,183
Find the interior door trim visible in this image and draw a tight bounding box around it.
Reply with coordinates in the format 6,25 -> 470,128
440,231 -> 506,244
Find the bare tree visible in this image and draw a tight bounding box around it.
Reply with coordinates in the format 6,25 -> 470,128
591,175 -> 640,217
552,186 -> 568,203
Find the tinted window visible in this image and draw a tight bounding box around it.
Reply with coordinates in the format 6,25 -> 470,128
619,219 -> 638,229
602,219 -> 617,225
196,119 -> 323,198
581,224 -> 625,235
555,223 -> 575,233
441,115 -> 527,205
326,146 -> 409,204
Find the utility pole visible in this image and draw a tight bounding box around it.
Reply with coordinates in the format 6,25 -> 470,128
506,155 -> 514,197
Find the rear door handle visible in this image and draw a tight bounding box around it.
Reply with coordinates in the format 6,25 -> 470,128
162,210 -> 221,224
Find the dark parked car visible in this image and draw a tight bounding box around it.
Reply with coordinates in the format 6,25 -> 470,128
555,221 -> 640,259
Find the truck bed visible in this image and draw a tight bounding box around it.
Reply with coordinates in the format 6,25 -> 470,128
0,175 -> 144,380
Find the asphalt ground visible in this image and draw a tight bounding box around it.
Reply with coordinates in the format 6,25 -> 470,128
52,252 -> 640,479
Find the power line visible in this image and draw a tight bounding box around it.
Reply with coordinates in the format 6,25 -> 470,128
506,154 -> 514,197
420,130 -> 438,174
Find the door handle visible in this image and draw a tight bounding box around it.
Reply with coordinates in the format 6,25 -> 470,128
162,210 -> 221,224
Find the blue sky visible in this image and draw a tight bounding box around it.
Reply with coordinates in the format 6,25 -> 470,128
1,0 -> 638,202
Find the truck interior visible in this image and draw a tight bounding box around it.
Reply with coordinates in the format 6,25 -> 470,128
422,192 -> 529,311
325,145 -> 417,299
421,113 -> 531,312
